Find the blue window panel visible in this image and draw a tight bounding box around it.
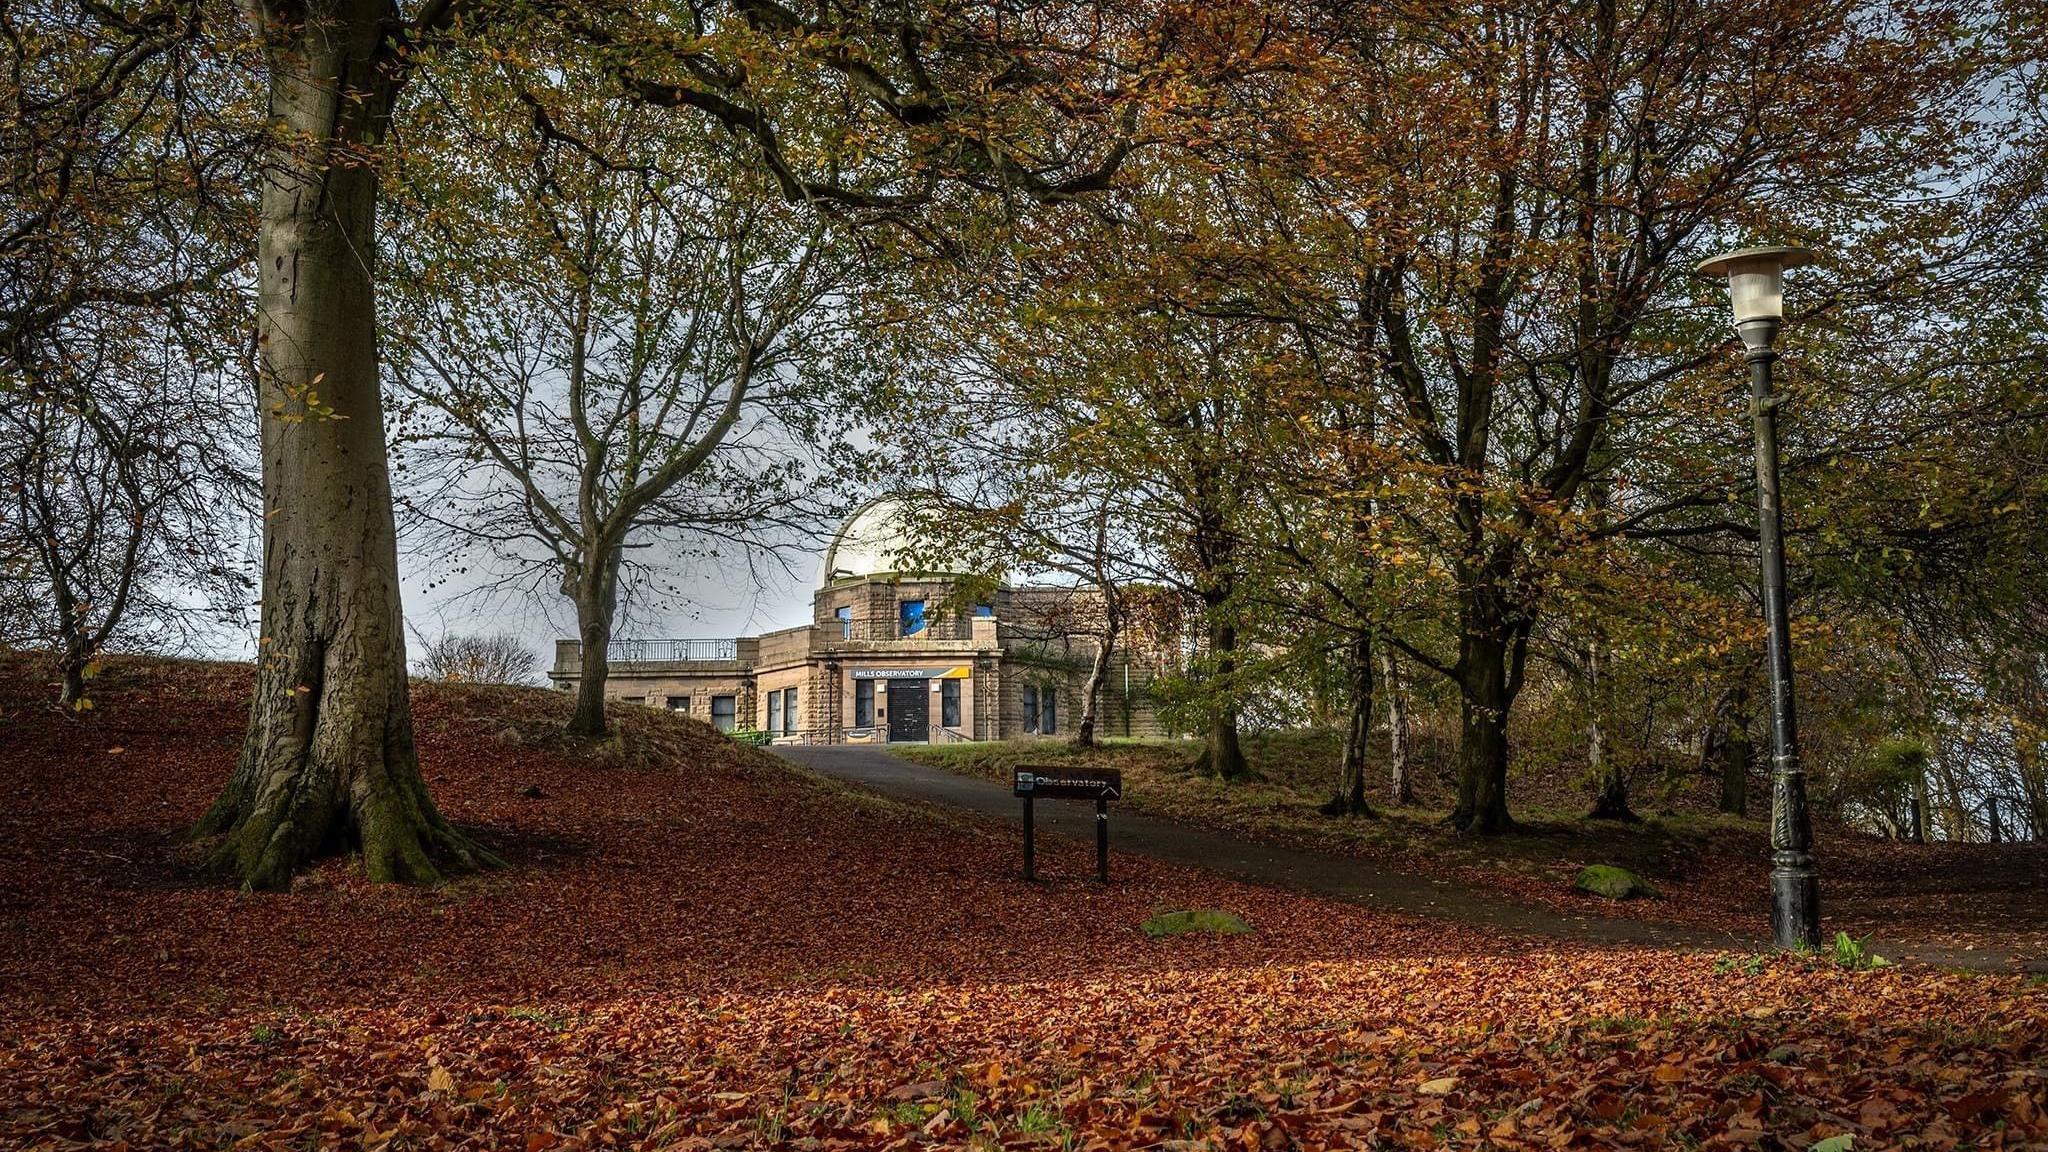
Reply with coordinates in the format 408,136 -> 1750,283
973,603 -> 994,618
899,600 -> 926,637
835,605 -> 852,639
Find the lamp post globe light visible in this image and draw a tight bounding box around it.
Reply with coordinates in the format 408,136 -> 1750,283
1697,245 -> 1823,951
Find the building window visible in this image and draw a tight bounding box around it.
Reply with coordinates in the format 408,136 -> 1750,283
835,605 -> 852,639
711,695 -> 736,733
899,600 -> 926,636
765,689 -> 782,734
1022,683 -> 1038,734
1040,686 -> 1056,735
784,686 -> 799,734
855,679 -> 875,727
941,678 -> 961,727
974,603 -> 994,618
667,696 -> 690,713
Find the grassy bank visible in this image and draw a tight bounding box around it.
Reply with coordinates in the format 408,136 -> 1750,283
896,734 -> 2048,954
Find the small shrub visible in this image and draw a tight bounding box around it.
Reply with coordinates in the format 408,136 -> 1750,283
414,634 -> 538,684
1826,932 -> 1890,971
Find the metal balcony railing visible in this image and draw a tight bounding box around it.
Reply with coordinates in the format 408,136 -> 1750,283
605,638 -> 739,663
837,616 -> 979,643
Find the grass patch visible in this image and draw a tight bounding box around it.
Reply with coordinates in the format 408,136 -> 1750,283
1141,908 -> 1253,938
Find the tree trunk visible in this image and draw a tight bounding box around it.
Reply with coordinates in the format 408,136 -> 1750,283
565,545 -> 623,739
1199,708 -> 1248,780
2016,735 -> 2046,842
189,3 -> 495,891
1450,589 -> 1517,834
1074,613 -> 1120,749
1909,771 -> 1928,842
567,596 -> 613,738
1323,630 -> 1374,816
1585,642 -> 1637,822
1382,648 -> 1412,805
57,642 -> 88,707
58,661 -> 88,707
1717,684 -> 1750,816
54,581 -> 88,706
1192,614 -> 1249,779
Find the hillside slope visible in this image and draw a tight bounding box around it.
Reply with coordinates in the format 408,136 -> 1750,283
2,653 -> 2043,1150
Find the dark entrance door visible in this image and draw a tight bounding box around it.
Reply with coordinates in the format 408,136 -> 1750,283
887,679 -> 930,742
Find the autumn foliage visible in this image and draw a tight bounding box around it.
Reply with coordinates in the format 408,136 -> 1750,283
2,654 -> 2043,1149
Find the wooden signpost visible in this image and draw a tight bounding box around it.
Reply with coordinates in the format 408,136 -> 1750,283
1013,767 -> 1123,882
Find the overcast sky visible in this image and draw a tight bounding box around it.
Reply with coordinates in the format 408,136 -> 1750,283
188,509 -> 828,678
393,537 -> 828,680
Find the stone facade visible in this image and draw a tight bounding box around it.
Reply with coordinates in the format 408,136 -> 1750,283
548,498 -> 1168,744
549,574 -> 1165,744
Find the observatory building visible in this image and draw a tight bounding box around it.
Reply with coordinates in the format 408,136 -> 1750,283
547,497 -> 1161,744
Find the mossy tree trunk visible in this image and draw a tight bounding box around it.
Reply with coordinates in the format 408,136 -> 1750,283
1585,641 -> 1637,822
1450,582 -> 1524,834
1324,629 -> 1375,816
1193,613 -> 1249,780
1189,514 -> 1248,779
190,0 -> 496,890
1718,685 -> 1752,816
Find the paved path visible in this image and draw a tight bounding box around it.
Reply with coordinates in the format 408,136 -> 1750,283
775,744 -> 1751,953
774,745 -> 2025,971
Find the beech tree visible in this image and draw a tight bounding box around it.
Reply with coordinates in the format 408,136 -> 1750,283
2,1 -> 256,706
893,469 -> 1143,749
1,334 -> 254,705
184,0 -> 499,889
386,47 -> 866,739
2,0 -> 249,371
182,0 -> 1202,887
883,170 -> 1297,778
1281,0 -> 1995,832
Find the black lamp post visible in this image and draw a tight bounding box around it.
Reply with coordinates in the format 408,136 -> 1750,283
1698,245 -> 1822,951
